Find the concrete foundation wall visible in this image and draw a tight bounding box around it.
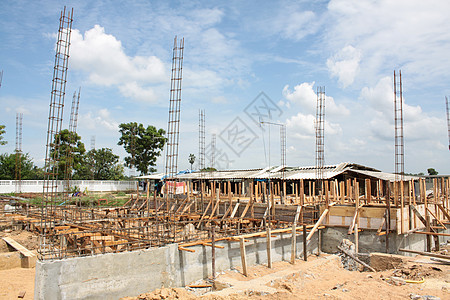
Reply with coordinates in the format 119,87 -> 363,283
34,231 -> 319,300
321,226 -> 450,255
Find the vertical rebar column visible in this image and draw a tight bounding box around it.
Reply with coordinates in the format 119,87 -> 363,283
446,96 -> 449,151
199,109 -> 206,172
165,36 -> 184,199
394,71 -> 404,181
90,135 -> 95,180
315,86 -> 325,197
0,70 -> 3,89
41,6 -> 73,260
90,135 -> 95,150
199,109 -> 206,206
63,88 -> 81,200
15,113 -> 23,194
280,124 -> 286,200
210,134 -> 216,169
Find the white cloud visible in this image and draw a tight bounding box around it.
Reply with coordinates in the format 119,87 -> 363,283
265,4 -> 322,41
79,109 -> 119,132
118,82 -> 158,103
326,45 -> 361,88
286,112 -> 342,140
360,76 -> 446,141
283,82 -> 350,116
70,25 -> 167,103
326,0 -> 450,87
211,96 -> 227,104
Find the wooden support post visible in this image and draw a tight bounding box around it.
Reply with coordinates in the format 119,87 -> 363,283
386,182 -> 391,253
300,179 -> 304,206
228,181 -> 232,205
426,215 -> 432,252
355,223 -> 359,255
307,209 -> 329,241
211,226 -> 216,280
290,206 -> 301,264
270,182 -> 275,216
303,224 -> 307,261
340,181 -> 345,204
239,237 -> 248,276
308,181 -> 312,204
240,181 -> 243,197
266,226 -> 272,268
295,182 -> 298,204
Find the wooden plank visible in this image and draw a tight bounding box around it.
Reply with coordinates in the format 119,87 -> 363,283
348,207 -> 359,234
229,202 -> 240,218
290,205 -> 301,264
306,209 -> 329,241
239,237 -> 248,276
266,226 -> 272,268
337,245 -> 376,272
426,207 -> 447,228
2,237 -> 34,257
178,247 -> 196,252
411,205 -> 436,233
399,248 -> 450,260
437,204 -> 450,221
414,231 -> 450,237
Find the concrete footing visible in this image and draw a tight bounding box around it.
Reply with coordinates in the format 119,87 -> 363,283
34,231 -> 319,300
34,225 -> 450,300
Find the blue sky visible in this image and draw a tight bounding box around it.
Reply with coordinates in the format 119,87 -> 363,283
1,0 -> 449,175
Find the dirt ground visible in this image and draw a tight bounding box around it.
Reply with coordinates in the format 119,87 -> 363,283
124,253 -> 450,300
0,230 -> 39,253
0,250 -> 448,300
0,267 -> 35,300
0,229 -> 38,300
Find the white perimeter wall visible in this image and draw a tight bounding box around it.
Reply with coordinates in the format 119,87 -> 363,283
0,180 -> 137,193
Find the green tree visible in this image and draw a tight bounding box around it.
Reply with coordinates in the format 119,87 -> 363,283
75,148 -> 124,180
0,125 -> 7,145
50,129 -> 85,178
427,168 -> 438,176
188,153 -> 196,169
118,122 -> 166,175
0,153 -> 42,179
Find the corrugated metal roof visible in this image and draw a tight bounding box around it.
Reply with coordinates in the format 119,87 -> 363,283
136,163 -> 404,181
135,173 -> 165,180
348,169 -> 418,182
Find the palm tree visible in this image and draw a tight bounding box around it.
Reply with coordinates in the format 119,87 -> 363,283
188,153 -> 196,170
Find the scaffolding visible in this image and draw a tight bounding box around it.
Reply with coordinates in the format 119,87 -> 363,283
165,36 -> 184,197
446,96 -> 449,151
315,86 -> 325,195
90,135 -> 96,151
15,113 -> 23,194
210,134 -> 216,169
394,70 -> 404,181
63,88 -> 81,197
40,6 -> 73,258
199,109 -> 206,172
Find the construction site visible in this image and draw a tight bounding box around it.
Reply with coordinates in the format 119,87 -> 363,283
1,6 -> 450,300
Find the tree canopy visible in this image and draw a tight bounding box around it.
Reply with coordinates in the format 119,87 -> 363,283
427,168 -> 438,175
118,122 -> 166,175
0,153 -> 43,180
0,125 -> 7,146
50,129 -> 86,178
74,148 -> 124,180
